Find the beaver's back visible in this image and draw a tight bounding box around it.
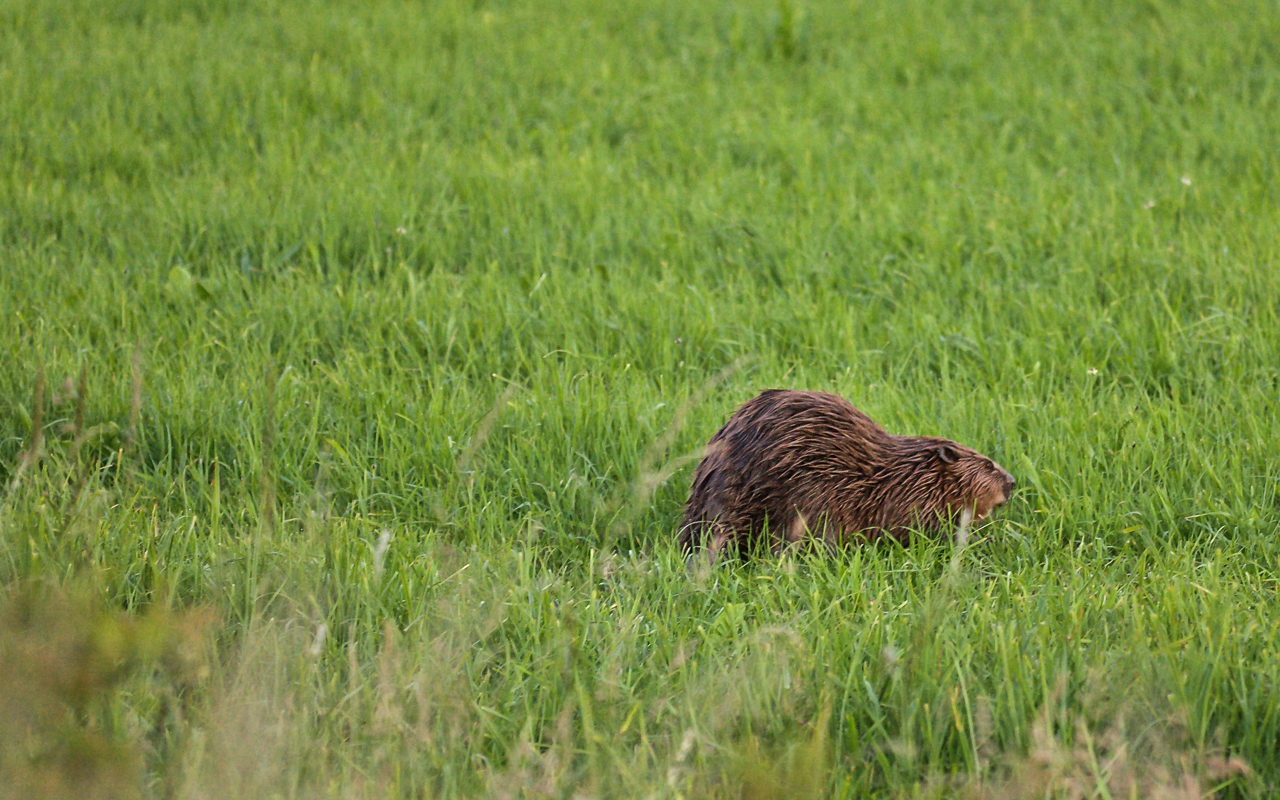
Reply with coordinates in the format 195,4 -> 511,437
679,390 -> 892,554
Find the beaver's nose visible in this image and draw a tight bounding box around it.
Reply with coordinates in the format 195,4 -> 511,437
1004,472 -> 1016,494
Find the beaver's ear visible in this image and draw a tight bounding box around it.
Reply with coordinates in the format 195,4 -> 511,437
936,444 -> 957,464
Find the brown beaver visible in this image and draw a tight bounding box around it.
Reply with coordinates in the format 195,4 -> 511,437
679,389 -> 1015,559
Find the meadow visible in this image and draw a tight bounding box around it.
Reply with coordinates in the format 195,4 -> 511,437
2,0 -> 1280,796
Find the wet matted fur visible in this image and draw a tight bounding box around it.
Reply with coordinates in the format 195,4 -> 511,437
679,389 -> 1015,559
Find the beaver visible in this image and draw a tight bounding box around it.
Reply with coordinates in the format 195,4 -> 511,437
679,389 -> 1015,559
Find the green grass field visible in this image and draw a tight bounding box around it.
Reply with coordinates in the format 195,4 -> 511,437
3,0 -> 1280,796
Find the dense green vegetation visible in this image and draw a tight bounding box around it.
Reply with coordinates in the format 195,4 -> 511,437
2,0 -> 1279,795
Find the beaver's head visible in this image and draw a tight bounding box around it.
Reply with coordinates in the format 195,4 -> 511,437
887,437 -> 1015,526
931,440 -> 1016,521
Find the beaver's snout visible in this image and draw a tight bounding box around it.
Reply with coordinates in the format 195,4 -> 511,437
996,468 -> 1016,506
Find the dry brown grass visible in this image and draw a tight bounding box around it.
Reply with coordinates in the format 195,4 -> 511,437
0,584 -> 214,800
